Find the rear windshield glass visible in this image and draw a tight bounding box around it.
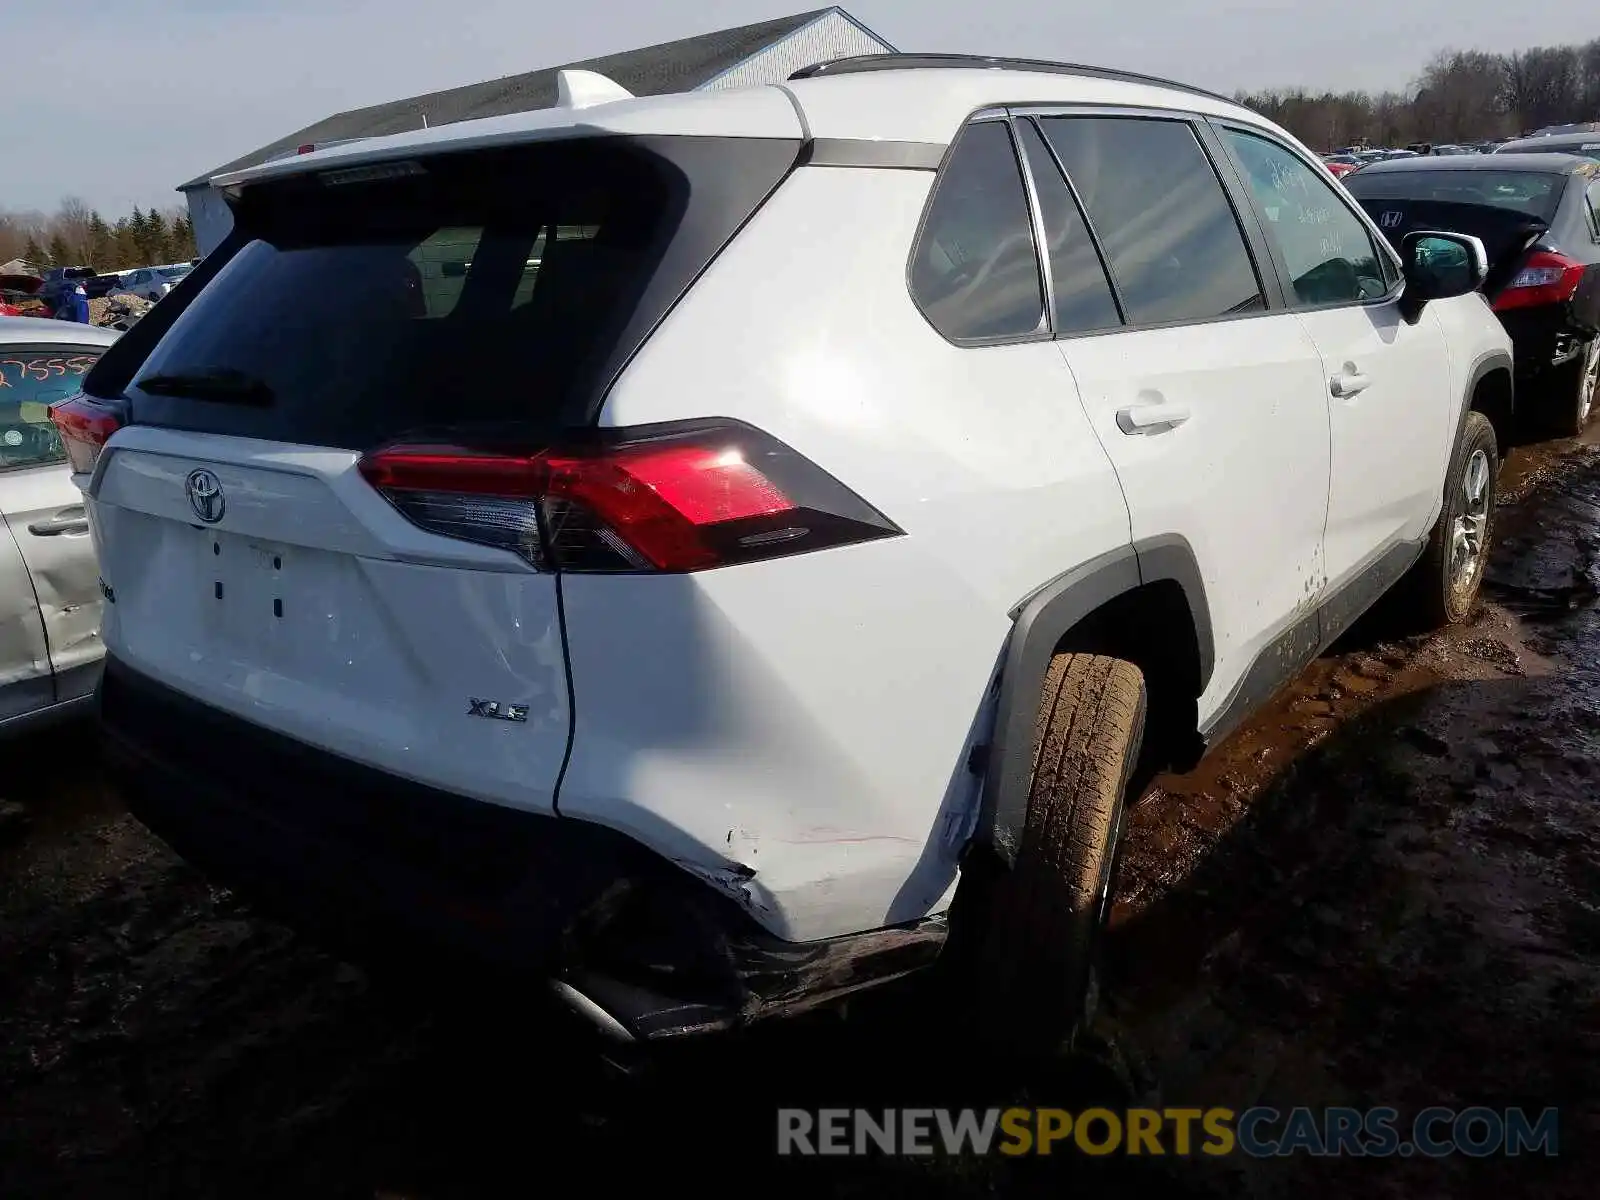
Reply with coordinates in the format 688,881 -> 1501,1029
120,137 -> 796,449
1345,170 -> 1565,223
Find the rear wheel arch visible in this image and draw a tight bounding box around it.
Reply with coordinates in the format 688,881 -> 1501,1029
975,540 -> 1211,867
1463,351 -> 1514,456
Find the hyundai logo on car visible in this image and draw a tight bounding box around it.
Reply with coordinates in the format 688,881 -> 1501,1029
185,469 -> 226,523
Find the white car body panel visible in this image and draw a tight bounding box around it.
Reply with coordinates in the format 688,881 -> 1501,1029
1,465 -> 100,697
563,165 -> 1132,938
1300,302 -> 1457,586
1058,316 -> 1332,723
782,68 -> 1249,144
86,429 -> 570,814
0,518 -> 52,721
0,319 -> 117,729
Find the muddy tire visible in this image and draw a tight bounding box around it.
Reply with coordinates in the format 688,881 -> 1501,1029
1398,409 -> 1498,628
1545,335 -> 1599,439
965,653 -> 1146,1059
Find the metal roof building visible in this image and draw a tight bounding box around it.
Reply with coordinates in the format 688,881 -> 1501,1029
179,8 -> 894,254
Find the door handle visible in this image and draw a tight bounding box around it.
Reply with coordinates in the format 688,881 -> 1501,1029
1116,402 -> 1191,434
29,508 -> 89,536
1330,372 -> 1371,398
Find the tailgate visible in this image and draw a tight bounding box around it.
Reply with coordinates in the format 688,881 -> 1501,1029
71,131 -> 803,818
88,428 -> 571,814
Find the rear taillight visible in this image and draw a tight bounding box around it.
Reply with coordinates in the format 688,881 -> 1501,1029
1492,250 -> 1585,311
357,420 -> 902,573
48,394 -> 126,473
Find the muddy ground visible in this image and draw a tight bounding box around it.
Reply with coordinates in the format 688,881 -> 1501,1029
3,432 -> 1599,1198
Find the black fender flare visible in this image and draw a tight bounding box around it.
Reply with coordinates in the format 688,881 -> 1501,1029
1457,347 -> 1514,445
976,537 -> 1214,866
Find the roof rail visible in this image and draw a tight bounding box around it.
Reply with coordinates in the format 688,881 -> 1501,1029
788,53 -> 1236,107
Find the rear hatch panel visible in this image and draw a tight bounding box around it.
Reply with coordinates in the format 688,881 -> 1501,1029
77,130 -> 803,819
90,427 -> 572,813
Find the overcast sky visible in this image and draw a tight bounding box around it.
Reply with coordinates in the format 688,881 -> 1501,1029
4,0 -> 1595,216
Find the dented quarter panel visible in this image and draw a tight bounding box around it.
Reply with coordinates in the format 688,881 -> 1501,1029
555,542 -> 1005,944
0,462 -> 104,697
0,517 -> 53,720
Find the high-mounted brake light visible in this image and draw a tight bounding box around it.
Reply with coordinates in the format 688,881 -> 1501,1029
358,421 -> 901,573
1493,249 -> 1585,311
48,395 -> 126,473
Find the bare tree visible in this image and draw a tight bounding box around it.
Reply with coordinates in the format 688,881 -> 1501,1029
1235,34 -> 1600,150
55,196 -> 95,263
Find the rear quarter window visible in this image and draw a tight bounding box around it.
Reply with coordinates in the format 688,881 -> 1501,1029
909,119 -> 1046,342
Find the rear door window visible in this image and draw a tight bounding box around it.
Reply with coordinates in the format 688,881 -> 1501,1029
909,119 -> 1046,342
0,349 -> 103,469
109,136 -> 800,449
1036,116 -> 1264,325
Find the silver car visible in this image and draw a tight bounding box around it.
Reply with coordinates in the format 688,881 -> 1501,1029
1,317 -> 119,733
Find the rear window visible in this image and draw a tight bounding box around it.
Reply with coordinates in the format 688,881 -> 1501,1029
113,136 -> 799,448
1345,170 -> 1565,223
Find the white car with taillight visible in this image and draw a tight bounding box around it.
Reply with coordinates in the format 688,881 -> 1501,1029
53,54 -> 1512,1055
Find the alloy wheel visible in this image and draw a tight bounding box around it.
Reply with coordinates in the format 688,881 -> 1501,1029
1449,447 -> 1491,598
1579,337 -> 1599,427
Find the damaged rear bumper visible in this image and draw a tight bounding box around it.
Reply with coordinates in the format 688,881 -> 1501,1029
1501,304 -> 1597,381
96,657 -> 944,1042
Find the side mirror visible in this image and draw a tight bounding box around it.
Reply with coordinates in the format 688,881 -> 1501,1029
1398,230 -> 1488,323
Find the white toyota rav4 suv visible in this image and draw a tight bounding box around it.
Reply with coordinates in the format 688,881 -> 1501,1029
53,54 -> 1512,1056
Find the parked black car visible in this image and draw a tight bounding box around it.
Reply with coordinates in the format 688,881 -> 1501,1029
1346,153 -> 1600,435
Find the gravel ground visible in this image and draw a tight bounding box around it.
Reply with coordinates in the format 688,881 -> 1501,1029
2,431 -> 1598,1198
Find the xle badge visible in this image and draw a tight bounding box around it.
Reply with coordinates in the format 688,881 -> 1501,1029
469,698 -> 530,723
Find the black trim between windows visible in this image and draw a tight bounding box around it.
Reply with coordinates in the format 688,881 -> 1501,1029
1016,116 -> 1129,327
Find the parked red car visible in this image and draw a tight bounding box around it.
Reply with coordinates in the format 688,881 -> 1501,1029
0,271 -> 44,317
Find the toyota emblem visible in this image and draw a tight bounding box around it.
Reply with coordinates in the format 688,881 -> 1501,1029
186,468 -> 226,523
